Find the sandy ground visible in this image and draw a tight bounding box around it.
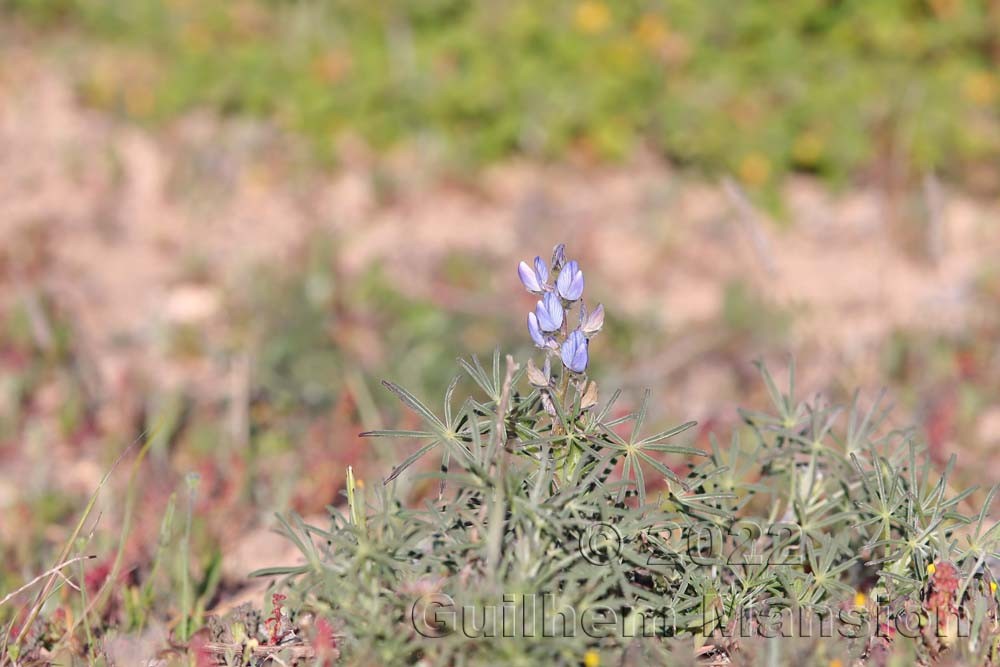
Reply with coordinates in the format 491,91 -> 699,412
3,50 -> 998,386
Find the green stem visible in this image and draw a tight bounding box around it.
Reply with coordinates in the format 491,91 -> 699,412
179,474 -> 199,642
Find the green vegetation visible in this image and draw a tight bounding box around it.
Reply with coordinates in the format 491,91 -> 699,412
263,353 -> 1000,665
1,229 -> 999,665
5,0 -> 1000,188
2,1 -> 1000,660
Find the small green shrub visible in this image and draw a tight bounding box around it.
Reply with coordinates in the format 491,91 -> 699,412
259,246 -> 1000,665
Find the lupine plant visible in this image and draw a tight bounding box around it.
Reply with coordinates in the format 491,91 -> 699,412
257,245 -> 1000,666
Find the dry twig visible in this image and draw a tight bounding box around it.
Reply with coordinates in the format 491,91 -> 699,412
0,555 -> 96,608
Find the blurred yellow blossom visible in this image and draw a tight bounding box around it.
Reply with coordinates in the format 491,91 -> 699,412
123,85 -> 157,119
853,591 -> 867,608
583,650 -> 600,667
83,56 -> 119,108
738,153 -> 771,187
927,562 -> 937,575
962,72 -> 998,106
929,0 -> 962,19
792,132 -> 824,166
635,14 -> 670,50
574,1 -> 611,34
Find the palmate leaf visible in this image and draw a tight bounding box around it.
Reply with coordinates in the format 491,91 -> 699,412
960,483 -> 1000,560
361,379 -> 478,484
457,348 -> 502,402
844,387 -> 892,453
749,358 -> 803,428
596,390 -> 702,505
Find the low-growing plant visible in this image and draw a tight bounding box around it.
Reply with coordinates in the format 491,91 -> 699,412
253,244 -> 1000,666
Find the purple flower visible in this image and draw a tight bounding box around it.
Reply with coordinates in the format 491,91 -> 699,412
556,260 -> 584,301
533,256 -> 549,286
561,329 -> 589,373
580,303 -> 605,336
535,292 -> 564,332
527,312 -> 547,348
518,260 -> 543,293
527,314 -> 559,350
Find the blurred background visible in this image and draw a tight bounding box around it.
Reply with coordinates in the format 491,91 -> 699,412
1,0 -> 1000,642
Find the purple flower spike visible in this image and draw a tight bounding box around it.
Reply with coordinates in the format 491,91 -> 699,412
533,256 -> 549,287
561,329 -> 589,373
581,303 -> 605,336
518,260 -> 543,293
527,312 -> 547,348
535,292 -> 564,332
556,260 -> 584,301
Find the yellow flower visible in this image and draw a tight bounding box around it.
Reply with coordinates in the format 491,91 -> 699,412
792,132 -> 824,166
991,581 -> 997,595
124,86 -> 157,119
634,14 -> 669,49
853,591 -> 867,609
583,650 -> 601,667
962,72 -> 998,106
829,660 -> 844,667
574,1 -> 611,34
927,562 -> 937,576
929,0 -> 962,19
83,58 -> 120,108
738,153 -> 771,187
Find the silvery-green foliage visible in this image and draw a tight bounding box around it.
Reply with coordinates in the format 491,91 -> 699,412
258,248 -> 999,666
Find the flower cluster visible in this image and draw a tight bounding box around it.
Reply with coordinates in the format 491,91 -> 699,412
518,244 -> 604,374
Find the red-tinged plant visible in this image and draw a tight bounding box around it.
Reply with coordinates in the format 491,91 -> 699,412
263,593 -> 288,645
312,617 -> 338,666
